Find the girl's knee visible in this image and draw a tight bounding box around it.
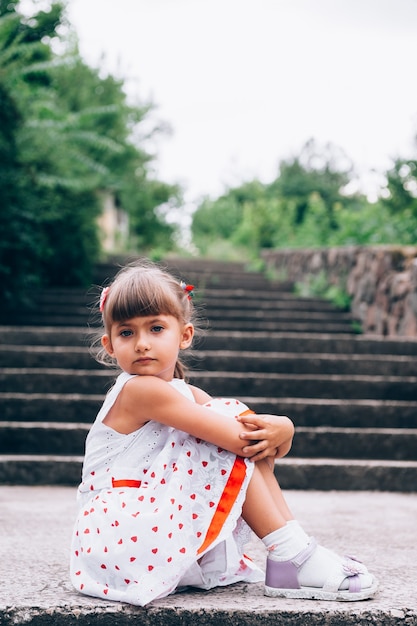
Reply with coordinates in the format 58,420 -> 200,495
255,457 -> 275,472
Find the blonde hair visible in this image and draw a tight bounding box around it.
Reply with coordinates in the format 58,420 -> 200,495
94,260 -> 197,378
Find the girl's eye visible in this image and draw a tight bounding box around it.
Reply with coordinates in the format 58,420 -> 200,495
120,329 -> 133,337
151,325 -> 164,333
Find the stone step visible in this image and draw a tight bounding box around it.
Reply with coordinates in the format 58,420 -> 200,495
0,422 -> 89,455
200,291 -> 340,308
189,272 -> 273,286
23,288 -> 339,310
252,397 -> 417,428
292,427 -> 417,461
3,345 -> 416,377
1,422 -> 416,461
8,301 -> 352,321
93,261 -> 295,292
204,309 -> 352,322
0,313 -> 356,332
0,368 -> 114,395
1,454 -> 416,491
39,294 -> 337,311
1,251 -> 415,495
0,345 -> 100,369
2,326 -> 416,356
2,486 -> 414,625
0,455 -> 83,485
190,371 -> 417,401
207,320 -> 356,332
0,326 -> 90,346
163,257 -> 248,272
276,458 -> 417,492
0,393 -> 101,423
2,368 -> 417,400
201,332 -> 417,355
163,257 -> 250,271
188,351 -> 417,377
2,393 -> 417,428
150,272 -> 275,290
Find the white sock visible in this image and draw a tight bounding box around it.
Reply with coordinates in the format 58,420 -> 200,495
264,520 -> 373,591
262,522 -> 308,561
285,519 -> 310,543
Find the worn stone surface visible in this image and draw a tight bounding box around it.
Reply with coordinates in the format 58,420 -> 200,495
1,487 -> 416,625
262,246 -> 417,337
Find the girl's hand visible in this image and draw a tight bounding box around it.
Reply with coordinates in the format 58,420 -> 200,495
237,413 -> 294,462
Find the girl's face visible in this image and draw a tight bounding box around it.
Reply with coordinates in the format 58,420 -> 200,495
101,314 -> 194,381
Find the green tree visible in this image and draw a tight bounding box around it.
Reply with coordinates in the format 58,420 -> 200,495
121,177 -> 180,251
46,41 -> 182,257
0,4 -> 63,300
267,139 -> 355,227
232,197 -> 285,251
191,194 -> 243,255
191,139 -> 376,256
382,159 -> 417,216
0,1 -> 181,304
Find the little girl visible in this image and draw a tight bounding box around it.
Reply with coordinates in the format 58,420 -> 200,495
70,260 -> 377,606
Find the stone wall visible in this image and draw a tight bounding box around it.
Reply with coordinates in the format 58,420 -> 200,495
262,246 -> 417,337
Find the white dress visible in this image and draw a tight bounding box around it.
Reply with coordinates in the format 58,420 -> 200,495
70,372 -> 263,606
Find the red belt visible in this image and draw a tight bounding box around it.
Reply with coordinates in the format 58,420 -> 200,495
112,479 -> 141,488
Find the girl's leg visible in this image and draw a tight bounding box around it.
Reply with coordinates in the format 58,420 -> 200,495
242,459 -> 309,561
241,459 -> 293,538
242,458 -> 377,600
256,458 -> 294,522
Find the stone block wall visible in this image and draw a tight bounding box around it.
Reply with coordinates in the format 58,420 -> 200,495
262,246 -> 417,337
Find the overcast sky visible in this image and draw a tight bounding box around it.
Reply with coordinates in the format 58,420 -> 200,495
66,0 -> 417,205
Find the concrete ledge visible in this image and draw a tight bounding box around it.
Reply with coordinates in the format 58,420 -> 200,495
1,487 -> 416,625
1,596 -> 415,626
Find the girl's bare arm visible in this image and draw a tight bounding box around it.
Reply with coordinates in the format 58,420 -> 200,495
106,376 -> 288,458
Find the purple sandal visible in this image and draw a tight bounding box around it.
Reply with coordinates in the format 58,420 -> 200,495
264,538 -> 378,602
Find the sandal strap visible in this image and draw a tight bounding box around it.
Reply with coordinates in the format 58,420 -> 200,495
322,556 -> 365,594
265,538 -> 318,590
291,537 -> 318,568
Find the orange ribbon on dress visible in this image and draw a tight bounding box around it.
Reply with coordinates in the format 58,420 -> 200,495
197,455 -> 247,555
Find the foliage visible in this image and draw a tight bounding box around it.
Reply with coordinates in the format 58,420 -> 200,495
119,172 -> 180,252
379,158 -> 417,243
190,194 -> 244,255
191,140 -> 367,257
0,1 -> 180,305
191,137 -> 417,260
267,139 -> 354,226
0,4 -> 62,301
294,270 -> 352,311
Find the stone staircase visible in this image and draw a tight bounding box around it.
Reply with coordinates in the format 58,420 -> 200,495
1,257 -> 417,491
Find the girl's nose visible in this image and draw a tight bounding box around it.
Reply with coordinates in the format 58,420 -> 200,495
135,335 -> 150,352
